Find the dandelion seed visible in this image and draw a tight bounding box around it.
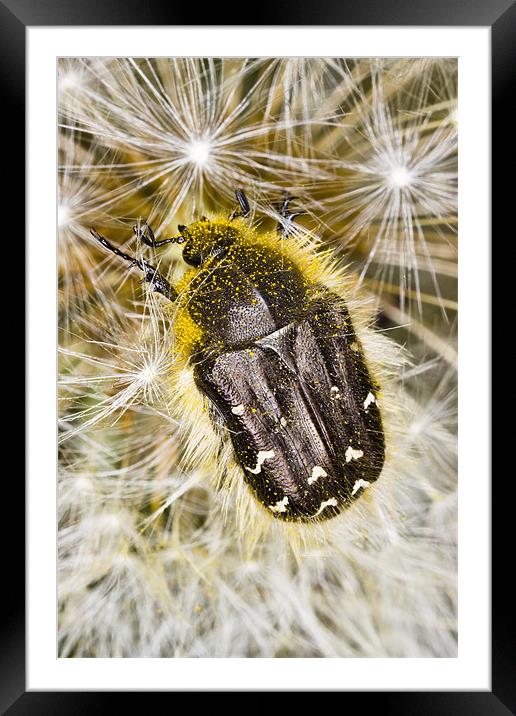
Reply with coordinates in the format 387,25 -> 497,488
316,59 -> 457,316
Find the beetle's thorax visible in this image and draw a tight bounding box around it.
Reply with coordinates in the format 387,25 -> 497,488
178,220 -> 315,351
187,243 -> 314,350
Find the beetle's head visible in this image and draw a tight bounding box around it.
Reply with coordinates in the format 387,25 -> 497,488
174,218 -> 240,267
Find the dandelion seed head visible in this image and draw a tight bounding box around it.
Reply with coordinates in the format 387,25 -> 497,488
59,68 -> 84,95
139,364 -> 157,385
73,476 -> 95,495
408,420 -> 422,435
93,512 -> 123,534
58,202 -> 72,229
386,164 -> 413,189
184,136 -> 212,169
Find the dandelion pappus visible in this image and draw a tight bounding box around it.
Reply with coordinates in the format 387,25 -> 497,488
92,190 -> 385,524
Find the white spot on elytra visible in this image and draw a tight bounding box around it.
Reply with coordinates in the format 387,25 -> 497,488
280,417 -> 287,427
345,446 -> 364,462
269,496 -> 289,513
231,404 -> 245,416
330,386 -> 341,400
245,449 -> 275,475
313,497 -> 338,517
352,479 -> 371,496
363,392 -> 376,411
308,465 -> 327,485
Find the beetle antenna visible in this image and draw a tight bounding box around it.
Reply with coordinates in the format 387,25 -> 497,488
91,228 -> 178,302
276,195 -> 306,236
133,220 -> 185,249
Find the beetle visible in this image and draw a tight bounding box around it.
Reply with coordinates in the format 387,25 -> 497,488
91,190 -> 385,523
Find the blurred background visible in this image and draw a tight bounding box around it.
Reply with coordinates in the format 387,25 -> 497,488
58,58 -> 457,657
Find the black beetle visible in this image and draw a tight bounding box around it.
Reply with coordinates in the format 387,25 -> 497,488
92,190 -> 385,523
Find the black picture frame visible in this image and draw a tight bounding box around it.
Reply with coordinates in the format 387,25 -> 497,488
6,0 -> 506,711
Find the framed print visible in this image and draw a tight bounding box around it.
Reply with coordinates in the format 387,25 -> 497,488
5,0 -> 508,710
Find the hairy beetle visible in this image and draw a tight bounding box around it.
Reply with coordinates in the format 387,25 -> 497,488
92,190 -> 385,523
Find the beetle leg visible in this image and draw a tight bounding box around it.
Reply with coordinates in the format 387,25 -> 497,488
133,220 -> 183,249
276,195 -> 306,236
229,188 -> 251,220
91,228 -> 178,302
